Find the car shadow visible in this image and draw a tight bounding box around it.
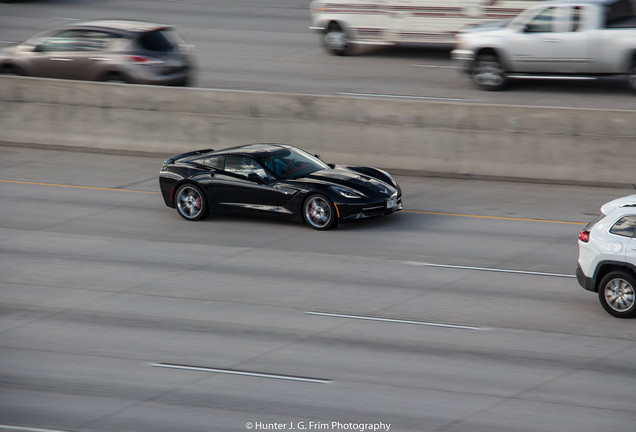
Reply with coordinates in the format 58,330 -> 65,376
353,44 -> 453,61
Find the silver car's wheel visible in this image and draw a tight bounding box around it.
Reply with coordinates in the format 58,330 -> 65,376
472,54 -> 508,91
303,194 -> 336,230
323,23 -> 352,56
598,272 -> 636,318
103,72 -> 129,84
175,184 -> 208,221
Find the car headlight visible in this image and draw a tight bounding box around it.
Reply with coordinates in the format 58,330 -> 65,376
329,185 -> 366,199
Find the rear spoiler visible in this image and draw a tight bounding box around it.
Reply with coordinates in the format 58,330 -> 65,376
163,149 -> 213,165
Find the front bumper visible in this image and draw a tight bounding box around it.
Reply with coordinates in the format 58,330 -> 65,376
450,48 -> 474,72
336,197 -> 403,222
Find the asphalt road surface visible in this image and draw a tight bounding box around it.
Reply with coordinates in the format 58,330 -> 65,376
1,0 -> 636,110
1,145 -> 635,432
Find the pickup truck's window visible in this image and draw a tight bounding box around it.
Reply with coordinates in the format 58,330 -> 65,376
605,0 -> 636,28
525,7 -> 556,33
570,6 -> 583,31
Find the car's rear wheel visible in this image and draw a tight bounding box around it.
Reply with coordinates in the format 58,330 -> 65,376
175,184 -> 208,221
0,64 -> 24,76
303,194 -> 337,230
102,72 -> 130,84
472,54 -> 508,91
598,271 -> 636,318
323,22 -> 352,56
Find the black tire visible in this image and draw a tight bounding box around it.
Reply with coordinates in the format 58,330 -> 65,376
0,64 -> 24,76
472,54 -> 508,91
303,194 -> 337,230
627,59 -> 636,92
175,184 -> 208,221
598,271 -> 636,318
102,72 -> 129,84
322,22 -> 353,56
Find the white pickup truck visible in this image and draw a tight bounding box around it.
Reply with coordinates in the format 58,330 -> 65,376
452,0 -> 636,91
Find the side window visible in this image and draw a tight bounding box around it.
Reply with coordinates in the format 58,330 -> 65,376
224,156 -> 267,178
73,30 -> 122,51
570,6 -> 583,32
525,7 -> 556,33
37,30 -> 80,52
37,30 -> 120,52
609,216 -> 636,238
203,155 -> 225,170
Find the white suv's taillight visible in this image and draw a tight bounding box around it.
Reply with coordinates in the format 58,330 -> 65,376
578,230 -> 590,243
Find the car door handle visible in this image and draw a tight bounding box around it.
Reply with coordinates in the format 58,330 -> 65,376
89,57 -> 111,61
51,57 -> 72,62
541,38 -> 562,43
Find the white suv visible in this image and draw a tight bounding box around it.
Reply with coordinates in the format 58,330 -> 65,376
577,194 -> 636,318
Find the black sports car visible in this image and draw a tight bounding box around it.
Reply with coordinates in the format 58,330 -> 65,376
159,144 -> 402,230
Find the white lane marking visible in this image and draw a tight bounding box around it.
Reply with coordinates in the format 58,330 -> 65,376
0,426 -> 72,432
306,311 -> 483,331
337,92 -> 474,102
404,261 -> 575,278
151,363 -> 329,384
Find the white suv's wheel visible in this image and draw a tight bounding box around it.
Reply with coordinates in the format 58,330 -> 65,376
598,271 -> 636,318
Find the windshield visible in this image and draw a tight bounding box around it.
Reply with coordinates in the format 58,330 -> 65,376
258,147 -> 329,179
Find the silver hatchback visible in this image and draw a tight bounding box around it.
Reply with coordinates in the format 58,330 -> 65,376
0,20 -> 194,86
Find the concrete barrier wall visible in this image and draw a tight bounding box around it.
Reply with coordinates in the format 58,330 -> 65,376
1,76 -> 635,185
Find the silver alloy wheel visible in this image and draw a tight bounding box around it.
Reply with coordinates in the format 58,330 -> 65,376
473,55 -> 506,90
176,185 -> 204,220
603,277 -> 635,314
304,195 -> 334,229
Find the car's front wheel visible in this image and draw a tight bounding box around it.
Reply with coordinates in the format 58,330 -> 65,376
598,271 -> 636,318
175,184 -> 208,221
303,194 -> 337,230
472,54 -> 508,91
323,22 -> 353,56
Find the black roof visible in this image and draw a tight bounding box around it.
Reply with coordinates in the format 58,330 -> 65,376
211,143 -> 293,158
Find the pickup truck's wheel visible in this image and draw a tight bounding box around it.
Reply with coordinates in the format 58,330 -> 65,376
628,60 -> 636,92
323,22 -> 353,56
472,54 -> 508,91
598,271 -> 636,318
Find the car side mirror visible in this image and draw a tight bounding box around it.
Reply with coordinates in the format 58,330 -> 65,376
328,163 -> 336,169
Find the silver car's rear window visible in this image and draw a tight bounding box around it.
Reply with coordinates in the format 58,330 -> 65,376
138,29 -> 178,52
